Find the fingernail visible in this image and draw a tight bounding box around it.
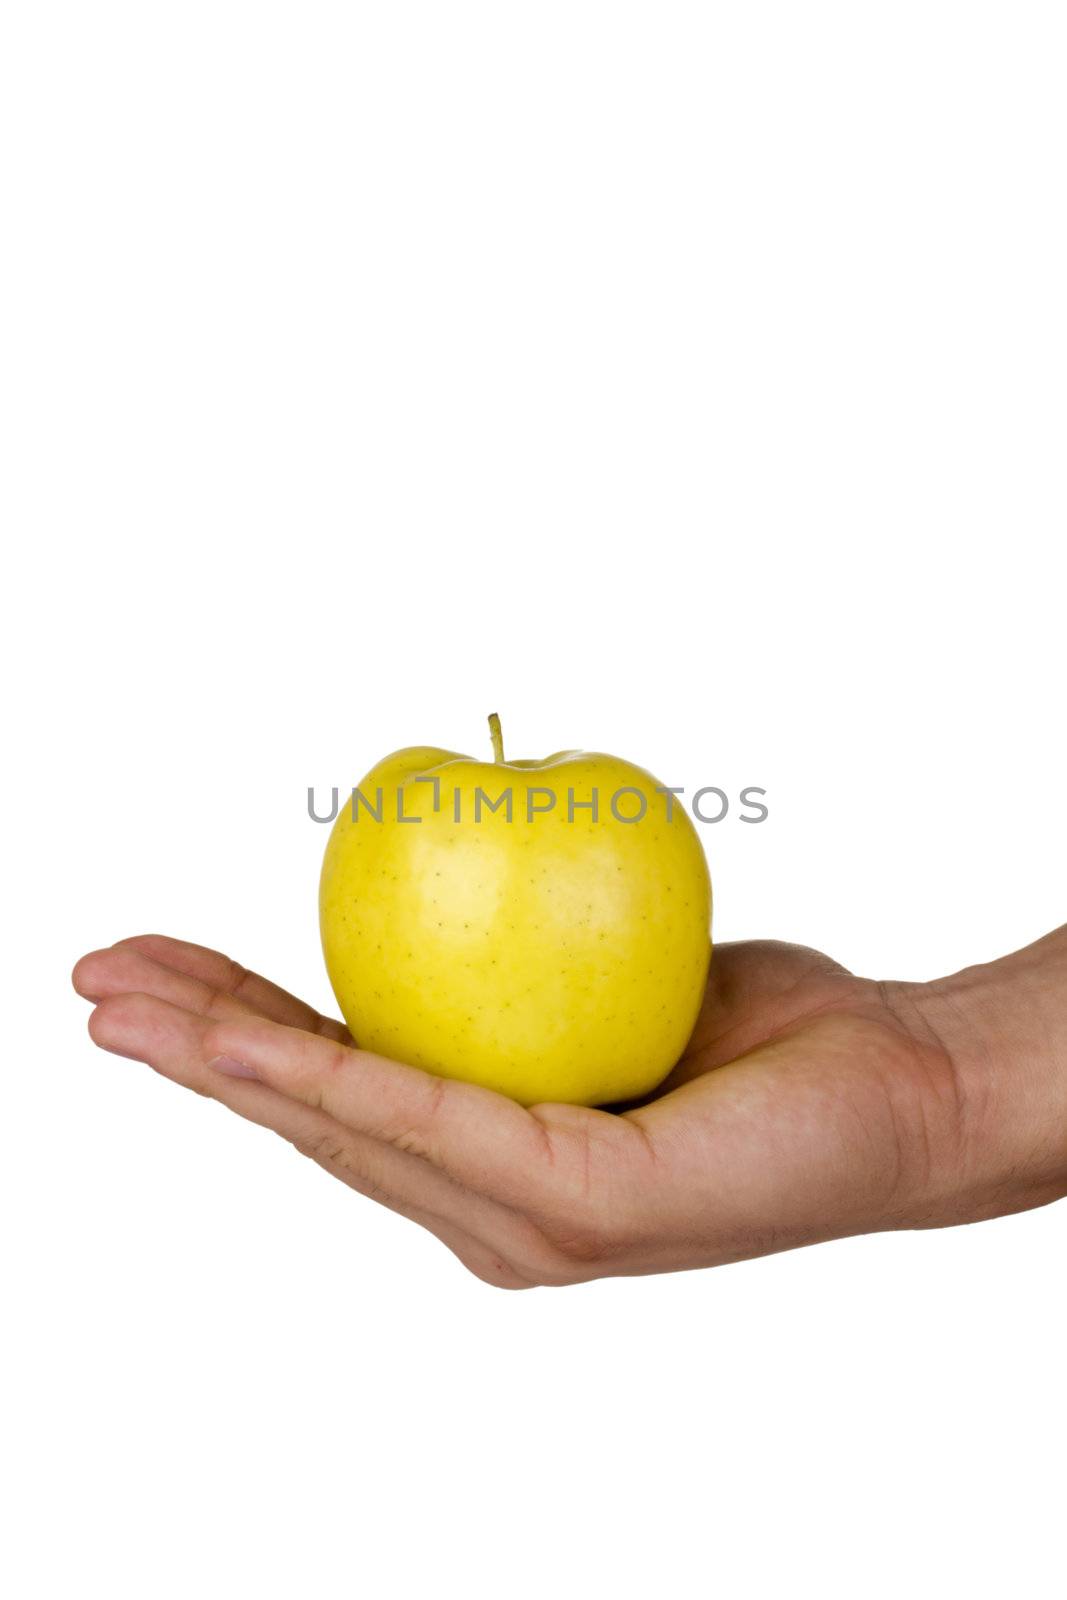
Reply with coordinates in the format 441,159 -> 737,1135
209,1054 -> 260,1081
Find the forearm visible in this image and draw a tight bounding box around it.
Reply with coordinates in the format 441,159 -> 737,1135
906,927 -> 1067,1226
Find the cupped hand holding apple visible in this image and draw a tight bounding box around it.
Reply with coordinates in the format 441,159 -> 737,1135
71,717 -> 1067,1283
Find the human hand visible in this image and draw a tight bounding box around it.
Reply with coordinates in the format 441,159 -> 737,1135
72,927 -> 1067,1286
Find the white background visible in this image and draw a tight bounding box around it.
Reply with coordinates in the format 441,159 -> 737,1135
3,4 -> 1065,1596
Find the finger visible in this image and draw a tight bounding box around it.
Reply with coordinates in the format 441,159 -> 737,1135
87,991 -> 536,1282
297,1135 -> 534,1289
291,1133 -> 533,1289
108,934 -> 350,1041
204,1013 -> 554,1206
74,945 -> 262,1025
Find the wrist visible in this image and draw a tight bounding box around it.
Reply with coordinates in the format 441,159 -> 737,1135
906,941 -> 1067,1222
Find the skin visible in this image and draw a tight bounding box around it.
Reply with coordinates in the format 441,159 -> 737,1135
72,924 -> 1067,1288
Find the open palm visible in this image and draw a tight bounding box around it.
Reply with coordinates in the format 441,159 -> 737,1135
72,929 -> 1053,1285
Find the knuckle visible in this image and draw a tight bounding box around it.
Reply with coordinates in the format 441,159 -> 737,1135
544,1209 -> 622,1270
293,1132 -> 391,1204
507,1211 -> 621,1285
294,1130 -> 348,1165
391,1127 -> 431,1159
223,958 -> 252,998
303,1038 -> 354,1111
201,982 -> 253,1022
314,1013 -> 350,1043
422,1075 -> 449,1120
385,1078 -> 449,1156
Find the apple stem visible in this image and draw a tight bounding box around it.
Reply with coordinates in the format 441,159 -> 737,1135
488,712 -> 505,763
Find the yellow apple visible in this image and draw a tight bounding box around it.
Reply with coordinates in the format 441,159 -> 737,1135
319,717 -> 712,1106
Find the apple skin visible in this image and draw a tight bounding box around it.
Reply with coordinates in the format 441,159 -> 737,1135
319,741 -> 712,1106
